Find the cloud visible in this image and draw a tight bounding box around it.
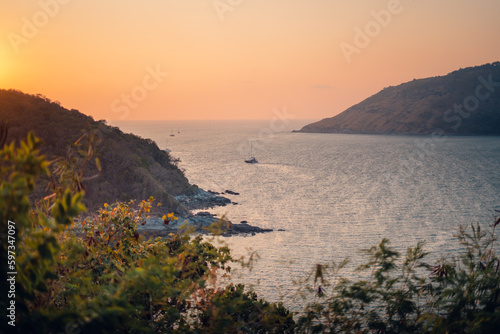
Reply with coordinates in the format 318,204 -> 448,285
311,84 -> 336,90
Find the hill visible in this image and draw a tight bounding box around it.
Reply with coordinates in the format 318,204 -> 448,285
299,62 -> 500,135
0,89 -> 195,213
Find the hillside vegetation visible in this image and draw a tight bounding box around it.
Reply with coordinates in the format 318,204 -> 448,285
300,62 -> 500,135
0,89 -> 193,213
2,134 -> 500,333
2,103 -> 500,333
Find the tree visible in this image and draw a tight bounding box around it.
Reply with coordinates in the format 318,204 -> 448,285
296,219 -> 500,333
0,133 -> 295,333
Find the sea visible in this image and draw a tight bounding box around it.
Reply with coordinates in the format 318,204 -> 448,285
112,119 -> 500,311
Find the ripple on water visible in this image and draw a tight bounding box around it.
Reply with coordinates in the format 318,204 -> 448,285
113,120 -> 500,311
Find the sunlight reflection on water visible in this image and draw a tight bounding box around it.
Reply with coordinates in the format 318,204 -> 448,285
113,120 -> 500,312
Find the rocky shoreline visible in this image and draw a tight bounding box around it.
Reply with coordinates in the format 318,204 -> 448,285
138,188 -> 276,238
173,188 -> 236,210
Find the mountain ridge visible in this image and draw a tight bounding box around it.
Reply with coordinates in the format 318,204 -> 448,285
299,62 -> 500,135
0,89 -> 195,214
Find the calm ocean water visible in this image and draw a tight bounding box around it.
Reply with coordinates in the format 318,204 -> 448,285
112,120 -> 500,311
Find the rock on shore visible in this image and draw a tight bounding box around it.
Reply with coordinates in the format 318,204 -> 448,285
138,211 -> 274,238
174,188 -> 232,210
136,188 -> 274,238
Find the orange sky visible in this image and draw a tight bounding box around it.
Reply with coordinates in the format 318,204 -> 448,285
1,0 -> 499,121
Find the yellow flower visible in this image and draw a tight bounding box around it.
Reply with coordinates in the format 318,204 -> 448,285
167,212 -> 178,220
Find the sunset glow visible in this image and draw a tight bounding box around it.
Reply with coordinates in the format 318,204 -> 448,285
1,0 -> 499,120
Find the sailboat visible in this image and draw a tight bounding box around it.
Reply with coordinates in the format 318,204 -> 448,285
245,142 -> 258,164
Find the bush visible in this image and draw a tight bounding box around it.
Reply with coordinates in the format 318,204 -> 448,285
297,219 -> 500,333
0,133 -> 295,333
2,132 -> 499,333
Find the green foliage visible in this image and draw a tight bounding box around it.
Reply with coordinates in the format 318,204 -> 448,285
1,133 -> 295,333
296,239 -> 429,333
3,131 -> 500,333
198,284 -> 295,333
297,220 -> 500,333
1,88 -> 191,213
50,129 -> 102,195
421,222 -> 500,333
1,132 -> 87,332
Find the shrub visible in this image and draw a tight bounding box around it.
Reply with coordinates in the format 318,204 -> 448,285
0,133 -> 295,333
297,219 -> 500,333
2,131 -> 499,334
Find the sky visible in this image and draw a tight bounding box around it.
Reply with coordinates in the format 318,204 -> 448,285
1,0 -> 499,121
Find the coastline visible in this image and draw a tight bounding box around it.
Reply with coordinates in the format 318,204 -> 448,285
138,188 -> 275,238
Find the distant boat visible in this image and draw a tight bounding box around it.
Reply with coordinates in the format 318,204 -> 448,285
245,157 -> 258,164
245,142 -> 258,164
